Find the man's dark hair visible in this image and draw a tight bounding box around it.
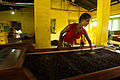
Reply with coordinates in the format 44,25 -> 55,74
79,13 -> 91,23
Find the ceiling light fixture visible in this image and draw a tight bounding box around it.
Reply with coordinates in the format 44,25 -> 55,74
11,11 -> 15,14
72,0 -> 75,2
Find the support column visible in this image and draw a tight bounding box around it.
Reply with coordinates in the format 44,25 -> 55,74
34,0 -> 51,49
95,0 -> 111,45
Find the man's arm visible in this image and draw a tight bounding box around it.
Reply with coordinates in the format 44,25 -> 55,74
80,35 -> 84,47
84,33 -> 92,51
57,25 -> 70,49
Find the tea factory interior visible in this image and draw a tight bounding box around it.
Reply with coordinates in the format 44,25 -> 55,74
0,0 -> 120,80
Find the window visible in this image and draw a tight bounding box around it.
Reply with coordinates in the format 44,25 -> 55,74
108,20 -> 112,30
112,19 -> 118,31
90,21 -> 97,29
92,21 -> 97,26
51,19 -> 56,34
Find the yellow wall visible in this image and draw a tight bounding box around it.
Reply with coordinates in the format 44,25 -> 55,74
0,7 -> 34,37
50,10 -> 68,40
19,7 -> 34,37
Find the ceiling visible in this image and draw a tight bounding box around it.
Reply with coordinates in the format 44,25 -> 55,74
3,0 -> 34,3
68,0 -> 120,12
0,0 -> 34,11
0,5 -> 24,11
0,0 -> 119,12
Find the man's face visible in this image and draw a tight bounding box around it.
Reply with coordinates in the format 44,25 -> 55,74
82,18 -> 90,27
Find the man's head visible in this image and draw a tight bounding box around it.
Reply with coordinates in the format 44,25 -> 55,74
79,13 -> 91,26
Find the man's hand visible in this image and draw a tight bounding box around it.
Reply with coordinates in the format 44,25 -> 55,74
90,51 -> 96,54
57,44 -> 63,50
90,47 -> 93,51
90,47 -> 96,54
